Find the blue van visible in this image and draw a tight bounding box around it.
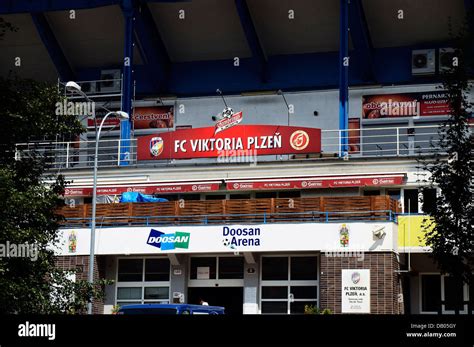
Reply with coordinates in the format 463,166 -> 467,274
117,303 -> 225,315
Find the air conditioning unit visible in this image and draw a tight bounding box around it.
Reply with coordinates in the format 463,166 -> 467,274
439,47 -> 456,73
411,49 -> 435,75
80,81 -> 97,94
98,69 -> 121,93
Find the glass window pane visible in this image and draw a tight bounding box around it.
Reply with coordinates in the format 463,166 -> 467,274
261,302 -> 287,314
262,257 -> 288,281
404,189 -> 419,213
291,286 -> 318,299
190,257 -> 216,279
290,301 -> 318,314
144,287 -> 169,300
118,259 -> 143,282
116,301 -> 141,306
262,286 -> 287,299
444,277 -> 464,312
218,257 -> 244,279
422,188 -> 437,214
469,284 -> 474,310
290,257 -> 318,280
145,259 -> 170,281
421,275 -> 441,312
117,287 -> 142,300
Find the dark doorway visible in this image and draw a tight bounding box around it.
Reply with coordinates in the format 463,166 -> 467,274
188,287 -> 243,315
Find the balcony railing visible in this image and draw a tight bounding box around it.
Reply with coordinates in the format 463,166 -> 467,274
15,139 -> 137,169
16,123 -> 467,169
58,195 -> 400,227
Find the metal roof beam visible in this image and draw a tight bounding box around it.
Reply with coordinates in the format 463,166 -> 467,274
30,12 -> 75,81
234,0 -> 267,82
0,0 -> 120,14
348,0 -> 376,82
134,2 -> 169,88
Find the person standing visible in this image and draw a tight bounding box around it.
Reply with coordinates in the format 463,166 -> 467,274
199,298 -> 209,306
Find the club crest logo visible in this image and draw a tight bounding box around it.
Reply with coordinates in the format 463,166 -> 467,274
150,137 -> 164,157
339,223 -> 349,247
290,130 -> 309,150
351,272 -> 361,284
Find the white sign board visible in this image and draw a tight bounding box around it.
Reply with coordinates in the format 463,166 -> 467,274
341,269 -> 370,313
197,266 -> 210,279
54,222 -> 396,256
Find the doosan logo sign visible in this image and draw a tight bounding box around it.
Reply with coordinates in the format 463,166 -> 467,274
147,229 -> 190,251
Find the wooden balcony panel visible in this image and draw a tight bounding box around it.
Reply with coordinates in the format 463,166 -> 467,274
201,200 -> 227,224
58,196 -> 400,225
226,199 -> 257,223
273,198 -> 304,222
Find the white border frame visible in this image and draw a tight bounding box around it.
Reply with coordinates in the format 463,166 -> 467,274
115,256 -> 171,305
187,254 -> 244,288
259,254 -> 319,315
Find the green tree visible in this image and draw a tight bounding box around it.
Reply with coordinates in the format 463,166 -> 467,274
420,14 -> 474,295
0,76 -> 108,313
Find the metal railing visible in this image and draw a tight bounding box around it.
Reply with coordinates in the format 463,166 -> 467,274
61,209 -> 396,228
15,123 -> 470,169
321,124 -> 449,157
14,139 -> 137,169
58,78 -> 123,99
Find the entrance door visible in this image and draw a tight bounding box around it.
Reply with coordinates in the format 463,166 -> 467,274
188,287 -> 243,315
188,256 -> 244,315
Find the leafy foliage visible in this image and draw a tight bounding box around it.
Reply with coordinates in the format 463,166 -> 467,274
420,14 -> 474,287
0,73 -> 110,313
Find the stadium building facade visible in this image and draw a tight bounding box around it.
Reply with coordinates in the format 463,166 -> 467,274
2,0 -> 472,314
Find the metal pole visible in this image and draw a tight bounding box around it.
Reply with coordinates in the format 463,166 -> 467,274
339,0 -> 349,157
87,113 -> 113,315
120,0 -> 134,166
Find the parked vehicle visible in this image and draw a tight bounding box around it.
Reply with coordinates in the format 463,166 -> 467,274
116,303 -> 225,315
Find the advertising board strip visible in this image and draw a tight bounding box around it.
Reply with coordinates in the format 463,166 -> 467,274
64,182 -> 221,197
137,125 -> 322,160
362,91 -> 450,119
226,174 -> 405,191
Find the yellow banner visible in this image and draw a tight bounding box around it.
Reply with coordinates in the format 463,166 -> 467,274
397,215 -> 435,248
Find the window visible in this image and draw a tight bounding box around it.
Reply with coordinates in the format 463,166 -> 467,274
180,194 -> 201,200
145,259 -> 170,281
278,191 -> 300,198
218,257 -> 244,279
256,192 -> 277,199
387,189 -> 401,201
116,258 -> 170,306
190,257 -> 217,279
262,257 -> 288,281
443,276 -> 466,313
229,194 -> 251,200
421,274 -> 441,313
189,256 -> 244,281
205,195 -> 226,200
261,302 -> 288,314
262,286 -> 287,299
420,274 -> 473,314
290,257 -> 318,280
118,259 -> 143,282
260,256 -> 319,314
421,188 -> 437,214
404,189 -> 419,213
117,287 -> 142,300
363,190 -> 380,196
144,287 -> 169,300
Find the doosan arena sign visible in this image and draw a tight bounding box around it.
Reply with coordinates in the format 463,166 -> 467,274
137,125 -> 321,160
